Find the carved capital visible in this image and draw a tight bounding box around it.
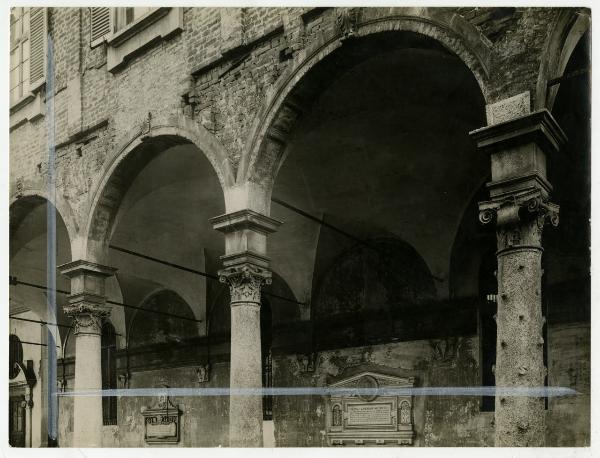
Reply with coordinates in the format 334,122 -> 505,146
479,190 -> 559,253
219,263 -> 272,306
64,302 -> 110,335
478,190 -> 559,229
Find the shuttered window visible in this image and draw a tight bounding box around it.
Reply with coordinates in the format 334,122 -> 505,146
90,7 -> 110,46
28,7 -> 46,90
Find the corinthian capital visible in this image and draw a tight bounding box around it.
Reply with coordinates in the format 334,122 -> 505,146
64,302 -> 110,335
219,263 -> 272,306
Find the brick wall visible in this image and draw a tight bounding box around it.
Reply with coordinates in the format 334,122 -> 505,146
10,7 -> 568,226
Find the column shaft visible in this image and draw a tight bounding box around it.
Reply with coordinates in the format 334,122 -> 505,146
494,220 -> 545,446
230,302 -> 263,447
73,325 -> 104,446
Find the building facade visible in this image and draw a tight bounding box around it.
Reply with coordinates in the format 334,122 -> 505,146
8,6 -> 590,448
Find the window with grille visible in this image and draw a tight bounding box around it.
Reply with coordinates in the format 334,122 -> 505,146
101,322 -> 118,425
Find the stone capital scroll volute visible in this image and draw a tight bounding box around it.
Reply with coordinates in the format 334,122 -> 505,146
219,263 -> 272,306
479,192 -> 559,229
479,192 -> 559,252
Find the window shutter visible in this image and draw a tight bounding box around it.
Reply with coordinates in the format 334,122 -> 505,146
90,7 -> 110,44
29,7 -> 46,88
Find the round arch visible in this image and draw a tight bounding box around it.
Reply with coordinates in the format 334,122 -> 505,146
81,115 -> 233,264
238,9 -> 492,191
10,191 -> 78,259
9,193 -> 73,347
535,8 -> 590,111
127,289 -> 199,349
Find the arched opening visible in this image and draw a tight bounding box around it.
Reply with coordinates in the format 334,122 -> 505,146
262,30 -> 488,446
84,136 -> 226,443
10,196 -> 72,343
543,29 -> 590,445
9,195 -> 72,447
312,237 -> 436,349
128,290 -> 197,349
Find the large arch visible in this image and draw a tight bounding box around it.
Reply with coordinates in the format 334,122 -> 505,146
10,191 -> 78,260
238,8 -> 493,192
535,8 -> 590,111
81,114 -> 233,264
9,193 -> 73,344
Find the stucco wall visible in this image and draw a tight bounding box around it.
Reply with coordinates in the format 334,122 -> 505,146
53,321 -> 589,447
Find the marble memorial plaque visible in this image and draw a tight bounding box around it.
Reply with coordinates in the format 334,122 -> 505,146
326,371 -> 415,446
141,394 -> 182,445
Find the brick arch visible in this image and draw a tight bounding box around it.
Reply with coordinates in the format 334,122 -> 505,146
238,9 -> 493,192
82,115 -> 233,264
10,190 -> 78,259
535,8 -> 590,111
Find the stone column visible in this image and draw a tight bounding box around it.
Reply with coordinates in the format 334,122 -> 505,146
472,108 -> 565,446
58,260 -> 116,448
211,209 -> 282,447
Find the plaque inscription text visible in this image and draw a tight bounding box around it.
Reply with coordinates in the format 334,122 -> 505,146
347,403 -> 392,426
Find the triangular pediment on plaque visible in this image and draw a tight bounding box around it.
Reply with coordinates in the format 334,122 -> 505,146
329,371 -> 415,389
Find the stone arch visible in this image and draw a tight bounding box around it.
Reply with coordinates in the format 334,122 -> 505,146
81,114 -> 233,264
10,191 -> 78,259
10,193 -> 73,347
127,289 -> 199,349
535,8 -> 590,111
238,8 -> 493,193
311,236 -> 437,347
125,285 -> 168,350
313,236 -> 436,314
